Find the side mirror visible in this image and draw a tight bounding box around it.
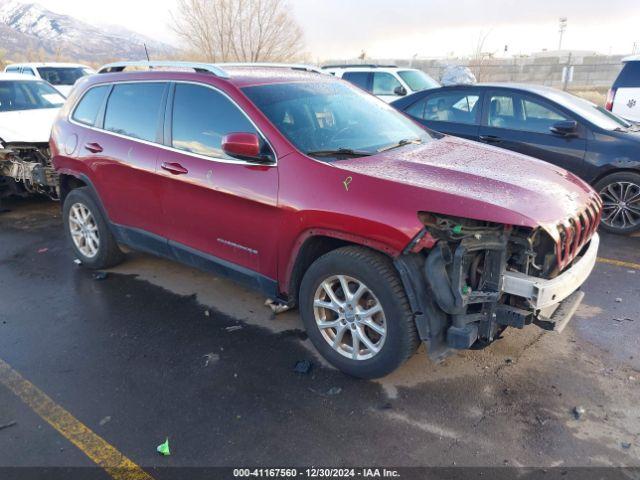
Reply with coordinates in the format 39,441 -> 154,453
221,132 -> 271,162
550,120 -> 578,136
394,86 -> 407,96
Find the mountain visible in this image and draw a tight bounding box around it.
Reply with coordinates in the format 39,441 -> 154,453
0,0 -> 178,63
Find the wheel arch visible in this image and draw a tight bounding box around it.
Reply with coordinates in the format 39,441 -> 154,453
590,167 -> 640,187
282,229 -> 401,306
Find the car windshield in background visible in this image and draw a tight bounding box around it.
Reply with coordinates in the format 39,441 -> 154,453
397,70 -> 439,91
37,67 -> 89,86
0,80 -> 65,112
543,89 -> 632,130
242,82 -> 431,159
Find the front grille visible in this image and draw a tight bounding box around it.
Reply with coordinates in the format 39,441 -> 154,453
555,195 -> 602,271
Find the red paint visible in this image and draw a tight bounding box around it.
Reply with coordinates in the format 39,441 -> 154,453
222,132 -> 261,159
51,68 -> 600,296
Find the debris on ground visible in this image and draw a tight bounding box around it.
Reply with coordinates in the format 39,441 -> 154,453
613,317 -> 635,323
157,438 -> 170,456
203,352 -> 220,367
615,298 -> 622,303
327,387 -> 342,396
621,442 -> 632,449
0,421 -> 17,431
73,258 -> 82,266
572,406 -> 586,420
265,299 -> 290,314
92,272 -> 108,281
37,248 -> 49,254
535,415 -> 548,426
225,325 -> 243,332
99,416 -> 111,426
505,358 -> 513,364
293,360 -> 313,374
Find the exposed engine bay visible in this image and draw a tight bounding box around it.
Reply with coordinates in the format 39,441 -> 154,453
0,140 -> 59,200
395,211 -> 600,360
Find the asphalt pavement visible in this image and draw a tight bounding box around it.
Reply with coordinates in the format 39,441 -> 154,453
0,198 -> 638,478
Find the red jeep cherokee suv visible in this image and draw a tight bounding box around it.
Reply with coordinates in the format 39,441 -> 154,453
50,62 -> 602,378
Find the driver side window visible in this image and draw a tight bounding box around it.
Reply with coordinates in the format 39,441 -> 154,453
372,73 -> 402,96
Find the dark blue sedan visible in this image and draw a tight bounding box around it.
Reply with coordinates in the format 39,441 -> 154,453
392,84 -> 640,234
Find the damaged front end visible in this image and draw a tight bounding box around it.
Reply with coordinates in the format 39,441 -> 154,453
395,210 -> 600,361
0,140 -> 59,200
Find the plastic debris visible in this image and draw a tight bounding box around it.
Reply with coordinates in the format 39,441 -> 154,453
157,438 -> 170,456
92,272 -> 108,281
37,248 -> 49,254
440,65 -> 477,86
203,352 -> 220,367
621,442 -> 632,449
265,299 -> 290,314
99,416 -> 111,426
0,421 -> 16,431
73,258 -> 82,266
327,387 -> 342,396
293,360 -> 313,374
225,325 -> 243,332
572,406 -> 586,420
452,225 -> 463,234
615,298 -> 622,303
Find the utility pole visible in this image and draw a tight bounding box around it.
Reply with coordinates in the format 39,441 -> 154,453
558,17 -> 568,51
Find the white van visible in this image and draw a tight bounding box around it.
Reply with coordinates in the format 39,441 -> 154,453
323,65 -> 439,103
4,63 -> 94,97
606,55 -> 640,122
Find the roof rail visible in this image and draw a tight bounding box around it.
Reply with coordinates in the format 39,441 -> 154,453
97,61 -> 229,78
220,62 -> 324,74
321,64 -> 398,69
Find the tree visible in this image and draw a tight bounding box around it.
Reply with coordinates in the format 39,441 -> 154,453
171,0 -> 304,63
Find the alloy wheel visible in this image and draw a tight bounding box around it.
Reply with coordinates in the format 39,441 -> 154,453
599,181 -> 640,230
313,275 -> 387,361
68,202 -> 100,258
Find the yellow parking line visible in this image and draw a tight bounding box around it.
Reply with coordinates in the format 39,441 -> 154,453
597,257 -> 640,270
0,357 -> 154,480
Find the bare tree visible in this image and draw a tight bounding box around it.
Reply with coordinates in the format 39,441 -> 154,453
469,30 -> 493,82
171,0 -> 304,63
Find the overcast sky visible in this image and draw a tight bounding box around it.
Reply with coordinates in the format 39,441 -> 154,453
33,0 -> 640,60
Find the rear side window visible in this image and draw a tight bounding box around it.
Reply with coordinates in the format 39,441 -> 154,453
104,83 -> 166,142
342,72 -> 371,91
171,83 -> 257,159
407,91 -> 480,125
614,62 -> 640,88
6,66 -> 20,73
72,86 -> 109,126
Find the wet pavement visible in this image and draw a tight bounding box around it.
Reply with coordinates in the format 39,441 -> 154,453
0,198 -> 639,475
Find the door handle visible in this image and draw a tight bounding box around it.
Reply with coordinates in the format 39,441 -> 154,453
84,142 -> 103,153
479,135 -> 502,143
161,162 -> 188,175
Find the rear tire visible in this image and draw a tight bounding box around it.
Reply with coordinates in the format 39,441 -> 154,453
594,172 -> 640,234
62,187 -> 124,269
299,246 -> 419,379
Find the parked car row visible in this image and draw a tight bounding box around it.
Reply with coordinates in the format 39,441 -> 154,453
46,61 -> 601,378
391,83 -> 640,234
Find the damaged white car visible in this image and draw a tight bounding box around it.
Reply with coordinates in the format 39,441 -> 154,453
0,73 -> 64,201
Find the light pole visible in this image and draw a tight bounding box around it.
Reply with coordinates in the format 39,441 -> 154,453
558,17 -> 568,51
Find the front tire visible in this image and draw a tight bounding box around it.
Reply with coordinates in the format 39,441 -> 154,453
595,172 -> 640,234
299,246 -> 419,379
62,187 -> 124,269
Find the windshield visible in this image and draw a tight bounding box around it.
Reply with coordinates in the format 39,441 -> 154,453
398,70 -> 440,92
542,89 -> 631,130
242,81 -> 431,158
37,67 -> 90,86
0,80 -> 65,112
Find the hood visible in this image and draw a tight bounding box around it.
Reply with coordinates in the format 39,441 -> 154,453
0,108 -> 60,144
53,85 -> 73,97
335,136 -> 598,240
